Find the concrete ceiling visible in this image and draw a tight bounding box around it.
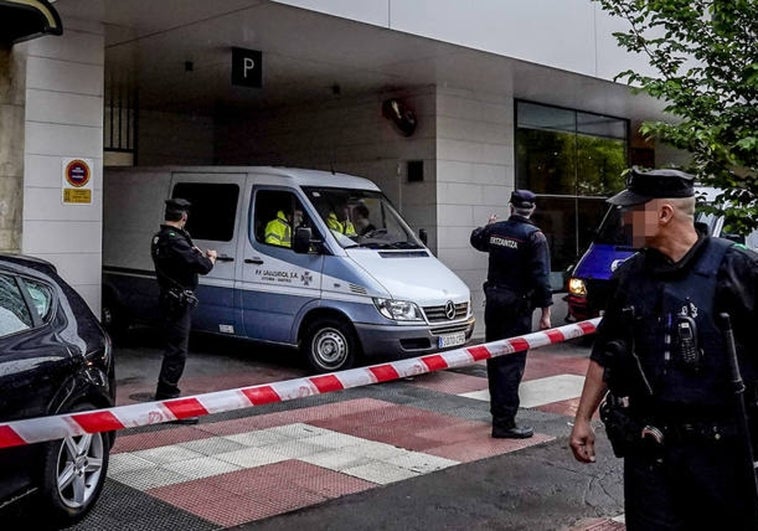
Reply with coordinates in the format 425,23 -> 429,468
54,0 -> 666,121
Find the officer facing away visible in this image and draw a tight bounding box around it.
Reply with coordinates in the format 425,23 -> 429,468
151,198 -> 217,421
471,189 -> 553,438
569,168 -> 758,529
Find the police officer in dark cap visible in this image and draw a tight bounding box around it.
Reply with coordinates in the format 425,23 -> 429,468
471,189 -> 553,439
151,198 -> 216,422
570,168 -> 758,529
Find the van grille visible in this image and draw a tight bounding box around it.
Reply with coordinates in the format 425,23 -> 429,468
430,323 -> 471,335
422,302 -> 468,323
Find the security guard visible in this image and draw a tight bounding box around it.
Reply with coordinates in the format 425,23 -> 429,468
570,168 -> 758,529
471,189 -> 553,439
265,210 -> 292,247
151,198 -> 216,420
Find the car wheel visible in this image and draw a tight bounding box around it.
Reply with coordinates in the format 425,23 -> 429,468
302,317 -> 358,373
38,402 -> 111,527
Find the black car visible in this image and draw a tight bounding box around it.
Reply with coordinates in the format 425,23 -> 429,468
0,254 -> 115,526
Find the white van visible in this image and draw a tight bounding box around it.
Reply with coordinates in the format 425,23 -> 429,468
102,166 -> 475,372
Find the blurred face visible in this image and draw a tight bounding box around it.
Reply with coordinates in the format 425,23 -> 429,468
621,200 -> 659,247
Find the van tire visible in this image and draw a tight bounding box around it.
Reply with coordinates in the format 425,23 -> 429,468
101,291 -> 129,340
302,317 -> 358,373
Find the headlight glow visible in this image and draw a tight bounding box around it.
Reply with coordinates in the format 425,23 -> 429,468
568,278 -> 587,296
373,298 -> 424,321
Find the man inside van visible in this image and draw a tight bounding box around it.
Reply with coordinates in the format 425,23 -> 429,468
470,189 -> 553,439
151,198 -> 216,423
326,200 -> 357,236
265,209 -> 293,247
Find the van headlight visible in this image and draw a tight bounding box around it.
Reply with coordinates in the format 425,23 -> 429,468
568,278 -> 587,296
373,298 -> 424,321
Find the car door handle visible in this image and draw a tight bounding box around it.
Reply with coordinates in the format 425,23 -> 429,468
244,257 -> 264,264
216,254 -> 234,262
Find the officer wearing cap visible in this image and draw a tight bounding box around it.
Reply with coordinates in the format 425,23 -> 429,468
570,168 -> 758,529
470,189 -> 553,439
151,198 -> 217,421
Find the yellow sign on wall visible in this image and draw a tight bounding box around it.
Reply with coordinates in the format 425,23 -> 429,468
63,188 -> 92,203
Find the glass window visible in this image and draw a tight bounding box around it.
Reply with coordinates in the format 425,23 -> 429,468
0,274 -> 33,337
302,187 -> 423,250
21,278 -> 54,321
253,190 -> 312,248
171,183 -> 239,241
516,101 -> 629,289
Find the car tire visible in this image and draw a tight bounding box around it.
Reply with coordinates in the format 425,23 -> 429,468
302,317 -> 358,373
38,401 -> 111,527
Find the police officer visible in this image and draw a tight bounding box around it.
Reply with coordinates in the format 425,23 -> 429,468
151,198 -> 216,421
471,189 -> 553,439
569,168 -> 758,529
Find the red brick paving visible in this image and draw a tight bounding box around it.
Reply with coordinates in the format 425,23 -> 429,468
426,432 -> 555,462
148,460 -> 374,526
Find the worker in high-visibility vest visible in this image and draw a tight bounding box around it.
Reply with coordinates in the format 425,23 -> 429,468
326,207 -> 358,236
265,210 -> 292,247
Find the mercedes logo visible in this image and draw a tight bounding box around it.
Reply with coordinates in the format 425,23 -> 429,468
444,300 -> 456,320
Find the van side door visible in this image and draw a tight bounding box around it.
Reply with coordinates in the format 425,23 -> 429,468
238,184 -> 324,343
168,172 -> 245,334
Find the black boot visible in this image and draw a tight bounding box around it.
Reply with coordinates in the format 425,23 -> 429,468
492,422 -> 533,439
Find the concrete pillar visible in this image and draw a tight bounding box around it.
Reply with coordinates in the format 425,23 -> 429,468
0,45 -> 25,253
20,19 -> 104,312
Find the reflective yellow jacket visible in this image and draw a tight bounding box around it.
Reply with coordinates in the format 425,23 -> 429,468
326,212 -> 356,236
265,211 -> 291,247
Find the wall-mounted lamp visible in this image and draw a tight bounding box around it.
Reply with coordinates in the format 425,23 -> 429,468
382,98 -> 417,137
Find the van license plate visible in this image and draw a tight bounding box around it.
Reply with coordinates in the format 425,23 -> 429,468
438,331 -> 466,349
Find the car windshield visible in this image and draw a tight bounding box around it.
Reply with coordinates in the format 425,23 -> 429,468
302,187 -> 423,250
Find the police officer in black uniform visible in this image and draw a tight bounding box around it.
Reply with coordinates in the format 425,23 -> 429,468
471,189 -> 553,439
151,199 -> 216,420
570,168 -> 758,529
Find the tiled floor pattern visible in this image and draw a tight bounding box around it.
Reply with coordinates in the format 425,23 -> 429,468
109,350 -> 601,526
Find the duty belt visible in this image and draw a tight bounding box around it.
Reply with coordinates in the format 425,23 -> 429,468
641,420 -> 739,446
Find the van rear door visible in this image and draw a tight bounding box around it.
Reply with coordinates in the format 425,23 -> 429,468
237,183 -> 324,343
169,172 -> 245,334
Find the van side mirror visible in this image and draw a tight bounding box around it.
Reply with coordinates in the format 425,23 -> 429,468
418,228 -> 428,246
293,227 -> 313,254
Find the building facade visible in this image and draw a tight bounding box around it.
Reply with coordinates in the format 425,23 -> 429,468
1,0 -> 680,336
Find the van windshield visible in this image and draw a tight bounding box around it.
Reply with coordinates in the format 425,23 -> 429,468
302,187 -> 423,250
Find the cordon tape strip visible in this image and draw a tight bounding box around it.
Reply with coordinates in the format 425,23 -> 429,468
0,317 -> 600,449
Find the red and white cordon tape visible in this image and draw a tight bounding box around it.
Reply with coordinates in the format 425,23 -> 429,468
0,318 -> 600,450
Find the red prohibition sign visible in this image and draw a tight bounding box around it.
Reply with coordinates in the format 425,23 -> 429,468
65,159 -> 90,188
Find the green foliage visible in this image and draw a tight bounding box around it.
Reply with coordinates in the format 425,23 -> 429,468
595,0 -> 758,233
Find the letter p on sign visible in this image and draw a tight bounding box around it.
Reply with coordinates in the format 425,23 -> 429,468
232,47 -> 262,88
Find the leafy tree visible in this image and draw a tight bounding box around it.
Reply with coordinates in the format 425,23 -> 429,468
595,0 -> 758,233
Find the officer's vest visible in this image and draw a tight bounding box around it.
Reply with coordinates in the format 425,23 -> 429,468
619,238 -> 733,411
486,219 -> 541,293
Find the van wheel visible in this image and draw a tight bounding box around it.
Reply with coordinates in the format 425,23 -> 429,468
38,402 -> 111,527
101,292 -> 128,340
302,317 -> 358,373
